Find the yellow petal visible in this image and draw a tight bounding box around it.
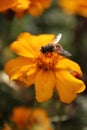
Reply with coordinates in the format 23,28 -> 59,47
0,0 -> 17,12
55,70 -> 86,103
10,33 -> 55,57
4,57 -> 33,80
17,32 -> 31,40
58,0 -> 76,14
35,70 -> 55,102
10,40 -> 36,58
56,58 -> 83,76
12,0 -> 30,11
18,66 -> 38,87
17,32 -> 39,49
19,33 -> 55,49
10,33 -> 40,57
37,34 -> 55,47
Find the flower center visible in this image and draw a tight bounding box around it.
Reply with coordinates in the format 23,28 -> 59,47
35,52 -> 59,71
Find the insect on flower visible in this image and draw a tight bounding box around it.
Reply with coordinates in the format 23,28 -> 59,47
40,33 -> 72,57
4,32 -> 86,103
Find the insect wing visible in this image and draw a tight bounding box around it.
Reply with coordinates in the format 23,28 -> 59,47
63,50 -> 72,57
53,33 -> 62,45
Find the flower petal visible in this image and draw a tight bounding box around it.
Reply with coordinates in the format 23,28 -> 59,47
58,0 -> 76,14
4,57 -> 33,80
18,66 -> 38,87
28,2 -> 44,16
17,32 -> 39,49
19,33 -> 55,49
0,0 -> 17,12
12,0 -> 30,11
37,34 -> 55,47
56,58 -> 83,76
42,0 -> 51,8
10,33 -> 39,58
55,70 -> 86,103
28,0 -> 51,16
10,40 -> 36,58
35,70 -> 55,102
10,33 -> 55,57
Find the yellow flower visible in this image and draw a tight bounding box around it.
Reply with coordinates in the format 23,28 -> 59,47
0,0 -> 17,12
4,32 -> 86,103
58,0 -> 87,17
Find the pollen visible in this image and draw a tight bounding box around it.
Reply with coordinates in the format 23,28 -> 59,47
35,52 -> 59,71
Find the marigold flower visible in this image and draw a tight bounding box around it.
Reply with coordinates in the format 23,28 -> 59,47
58,0 -> 87,17
28,0 -> 51,16
27,108 -> 53,130
11,0 -> 30,18
13,0 -> 51,18
4,32 -> 86,103
0,0 -> 17,12
10,107 -> 53,130
0,0 -> 51,18
10,107 -> 32,129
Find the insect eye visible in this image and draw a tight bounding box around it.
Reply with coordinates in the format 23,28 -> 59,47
40,46 -> 46,53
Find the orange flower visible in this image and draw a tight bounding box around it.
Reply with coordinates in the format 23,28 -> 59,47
4,32 -> 86,103
27,108 -> 53,130
10,107 -> 32,129
10,107 -> 53,130
58,0 -> 87,17
28,0 -> 51,16
11,0 -> 51,18
11,0 -> 30,18
0,0 -> 51,18
0,0 -> 17,12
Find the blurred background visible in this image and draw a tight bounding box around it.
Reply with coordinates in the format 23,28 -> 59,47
0,0 -> 87,130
